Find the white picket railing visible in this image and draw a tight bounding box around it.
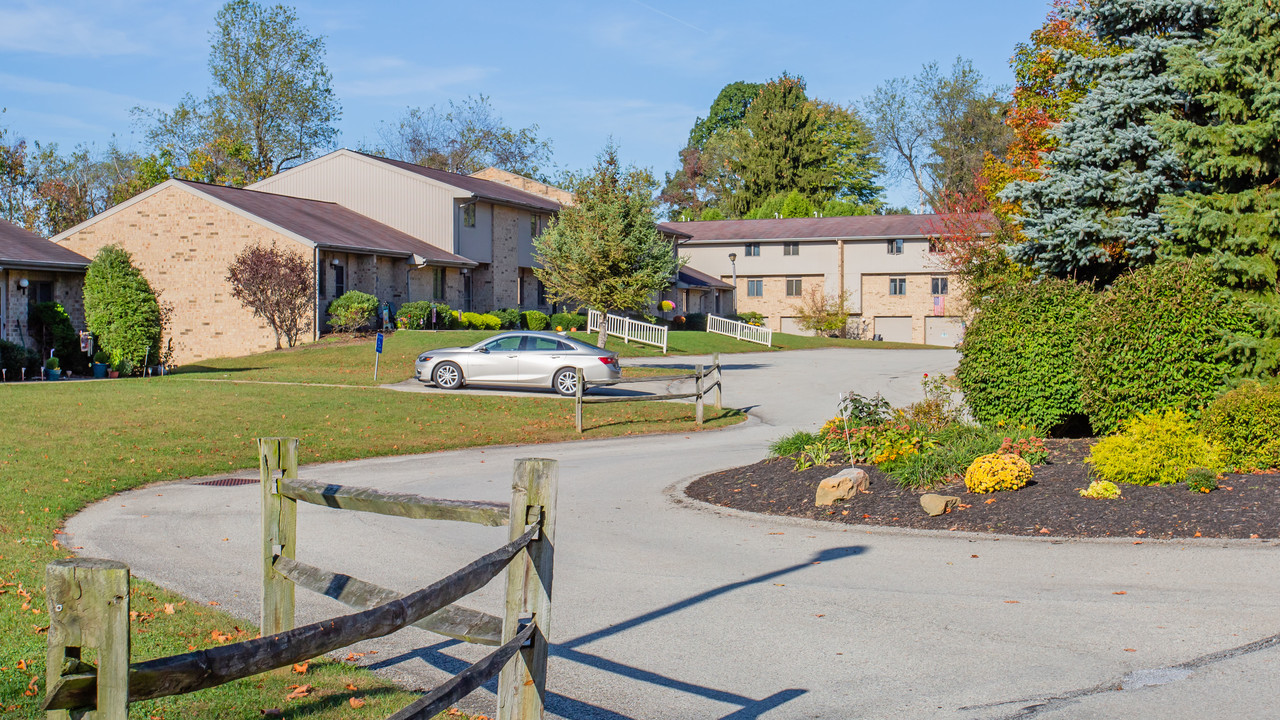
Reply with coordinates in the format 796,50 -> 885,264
706,314 -> 773,347
586,309 -> 668,353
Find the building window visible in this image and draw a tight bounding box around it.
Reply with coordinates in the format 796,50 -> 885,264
318,264 -> 326,297
887,238 -> 903,255
31,281 -> 53,305
433,266 -> 446,300
536,278 -> 547,306
931,277 -> 949,295
463,203 -> 476,228
744,243 -> 760,257
785,277 -> 802,296
929,238 -> 943,253
747,279 -> 763,297
783,242 -> 800,256
334,266 -> 346,297
889,277 -> 906,296
530,214 -> 539,236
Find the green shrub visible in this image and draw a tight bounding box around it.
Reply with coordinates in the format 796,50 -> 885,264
1185,467 -> 1219,493
326,291 -> 378,332
879,423 -> 1042,489
901,373 -> 964,432
1087,408 -> 1224,486
44,356 -> 59,371
0,339 -> 39,377
477,313 -> 502,330
28,301 -> 84,373
459,312 -> 501,330
769,430 -> 818,458
684,313 -> 708,331
1077,260 -> 1256,434
523,310 -> 549,331
396,301 -> 452,329
83,245 -> 163,369
1199,380 -> 1280,470
492,308 -> 522,329
837,392 -> 892,426
93,350 -> 110,364
956,278 -> 1096,431
735,311 -> 765,326
550,312 -> 586,331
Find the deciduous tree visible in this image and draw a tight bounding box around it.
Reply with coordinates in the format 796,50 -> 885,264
227,243 -> 315,349
374,95 -> 553,178
83,245 -> 164,370
533,144 -> 681,348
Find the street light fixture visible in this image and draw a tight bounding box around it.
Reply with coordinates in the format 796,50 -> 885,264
727,252 -> 737,314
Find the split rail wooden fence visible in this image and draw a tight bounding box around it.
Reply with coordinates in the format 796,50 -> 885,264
574,353 -> 723,432
43,437 -> 558,720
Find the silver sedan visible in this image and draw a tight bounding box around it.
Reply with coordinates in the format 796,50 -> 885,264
415,331 -> 621,396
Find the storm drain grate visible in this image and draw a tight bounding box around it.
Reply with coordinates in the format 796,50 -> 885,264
193,478 -> 259,487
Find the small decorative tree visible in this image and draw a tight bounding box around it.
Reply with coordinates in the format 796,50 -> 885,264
82,245 -> 163,371
792,286 -> 854,337
534,144 -> 682,348
226,243 -> 315,349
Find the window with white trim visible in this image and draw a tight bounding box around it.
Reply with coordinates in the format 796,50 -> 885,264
785,277 -> 802,296
747,279 -> 763,297
889,277 -> 906,296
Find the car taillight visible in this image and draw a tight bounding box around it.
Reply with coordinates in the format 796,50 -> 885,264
599,356 -> 617,366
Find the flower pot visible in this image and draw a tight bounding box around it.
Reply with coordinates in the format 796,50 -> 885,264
45,369 -> 61,381
93,363 -> 108,379
108,370 -> 120,379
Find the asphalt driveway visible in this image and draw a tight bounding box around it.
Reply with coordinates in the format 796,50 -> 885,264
64,348 -> 1280,719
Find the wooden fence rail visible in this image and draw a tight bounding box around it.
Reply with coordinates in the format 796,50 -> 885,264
575,354 -> 723,432
43,438 -> 559,720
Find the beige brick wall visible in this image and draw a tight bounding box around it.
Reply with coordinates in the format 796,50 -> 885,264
861,273 -> 964,344
56,185 -> 312,364
491,205 -> 520,309
730,274 -> 824,331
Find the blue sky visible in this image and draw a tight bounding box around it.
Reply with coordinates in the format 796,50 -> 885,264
0,0 -> 1050,208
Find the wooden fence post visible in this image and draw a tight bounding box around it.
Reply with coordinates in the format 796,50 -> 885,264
45,558 -> 130,720
498,459 -> 558,720
712,352 -> 722,410
260,437 -> 299,638
574,368 -> 584,433
695,363 -> 704,425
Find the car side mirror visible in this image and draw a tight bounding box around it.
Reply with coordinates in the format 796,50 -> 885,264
477,347 -> 489,353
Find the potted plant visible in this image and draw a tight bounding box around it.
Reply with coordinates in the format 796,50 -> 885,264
109,358 -> 126,379
92,350 -> 110,379
44,357 -> 61,381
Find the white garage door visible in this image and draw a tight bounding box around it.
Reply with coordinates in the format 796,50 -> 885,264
780,316 -> 805,335
925,316 -> 965,347
874,316 -> 913,343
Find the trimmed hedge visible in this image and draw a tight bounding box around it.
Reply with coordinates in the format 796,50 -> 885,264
326,291 -> 378,332
1077,260 -> 1255,434
492,308 -> 521,329
522,310 -> 549,330
396,301 -> 453,329
550,312 -> 586,331
460,312 -> 502,330
956,278 -> 1096,431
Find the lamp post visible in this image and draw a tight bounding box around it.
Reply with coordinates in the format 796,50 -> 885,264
727,252 -> 737,315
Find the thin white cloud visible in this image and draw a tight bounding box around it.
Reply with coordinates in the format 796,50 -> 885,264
627,0 -> 708,34
0,4 -> 149,57
0,73 -> 154,116
336,58 -> 492,98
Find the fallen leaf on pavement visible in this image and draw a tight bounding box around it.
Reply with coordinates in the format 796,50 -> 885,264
1004,600 -> 1020,604
1113,591 -> 1127,595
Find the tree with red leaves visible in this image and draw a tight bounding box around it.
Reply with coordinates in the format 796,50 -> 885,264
226,243 -> 315,349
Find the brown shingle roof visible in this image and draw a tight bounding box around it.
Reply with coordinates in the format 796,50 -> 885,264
352,152 -> 562,213
0,218 -> 90,269
179,181 -> 475,266
678,266 -> 733,290
667,213 -> 988,243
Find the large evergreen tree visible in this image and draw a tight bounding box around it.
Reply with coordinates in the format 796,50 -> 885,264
1157,0 -> 1280,374
1001,0 -> 1216,283
728,74 -> 828,216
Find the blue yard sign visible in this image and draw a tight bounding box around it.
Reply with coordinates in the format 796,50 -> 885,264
376,333 -> 384,354
374,333 -> 384,381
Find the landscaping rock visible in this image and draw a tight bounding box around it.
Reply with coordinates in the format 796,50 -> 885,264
815,468 -> 870,506
920,494 -> 959,517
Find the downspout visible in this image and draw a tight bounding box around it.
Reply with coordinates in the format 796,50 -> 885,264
314,246 -> 320,341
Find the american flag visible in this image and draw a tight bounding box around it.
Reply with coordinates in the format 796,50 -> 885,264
933,296 -> 944,316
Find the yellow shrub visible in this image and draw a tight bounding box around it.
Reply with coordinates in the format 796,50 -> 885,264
964,453 -> 1033,494
1079,480 -> 1121,499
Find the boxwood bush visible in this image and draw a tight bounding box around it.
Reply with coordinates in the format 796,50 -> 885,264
522,310 -> 549,330
1199,380 -> 1280,471
1077,260 -> 1255,434
326,291 -> 378,332
956,278 -> 1095,431
492,308 -> 521,329
550,312 -> 586,331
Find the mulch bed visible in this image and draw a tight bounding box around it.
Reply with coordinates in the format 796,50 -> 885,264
685,439 -> 1280,539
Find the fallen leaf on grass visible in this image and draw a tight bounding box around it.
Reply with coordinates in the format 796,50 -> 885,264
345,684 -> 358,691
16,660 -> 26,671
163,603 -> 175,615
447,710 -> 463,717
349,697 -> 365,709
23,676 -> 38,696
207,601 -> 220,606
345,652 -> 365,662
285,684 -> 312,700
292,662 -> 308,674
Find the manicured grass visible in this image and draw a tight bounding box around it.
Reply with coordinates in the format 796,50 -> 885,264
0,378 -> 740,718
177,329 -> 943,386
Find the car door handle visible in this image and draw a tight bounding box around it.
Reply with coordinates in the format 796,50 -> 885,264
550,355 -> 561,359
505,354 -> 518,358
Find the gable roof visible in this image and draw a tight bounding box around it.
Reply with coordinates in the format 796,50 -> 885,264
678,265 -> 733,290
350,151 -> 563,213
663,213 -> 989,243
51,180 -> 475,267
0,218 -> 90,270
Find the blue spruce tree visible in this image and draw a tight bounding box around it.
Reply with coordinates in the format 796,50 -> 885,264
1001,0 -> 1216,283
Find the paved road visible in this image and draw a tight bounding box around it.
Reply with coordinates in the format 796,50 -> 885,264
66,349 -> 1280,719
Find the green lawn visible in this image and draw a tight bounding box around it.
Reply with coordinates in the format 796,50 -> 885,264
0,377 -> 740,719
176,329 -> 943,386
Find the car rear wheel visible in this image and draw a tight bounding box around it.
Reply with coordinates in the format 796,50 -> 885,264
433,362 -> 463,390
553,368 -> 579,397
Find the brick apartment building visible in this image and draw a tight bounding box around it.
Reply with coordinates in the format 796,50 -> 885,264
1,218 -> 89,348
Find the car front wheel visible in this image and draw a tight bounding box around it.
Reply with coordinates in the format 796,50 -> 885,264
553,368 -> 579,397
433,362 -> 463,390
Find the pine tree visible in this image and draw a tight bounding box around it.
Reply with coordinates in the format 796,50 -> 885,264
728,74 -> 828,216
1001,0 -> 1216,283
1157,0 -> 1280,374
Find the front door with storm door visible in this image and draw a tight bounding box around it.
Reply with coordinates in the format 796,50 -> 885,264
465,335 -> 523,383
517,336 -> 576,386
